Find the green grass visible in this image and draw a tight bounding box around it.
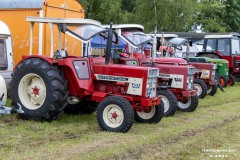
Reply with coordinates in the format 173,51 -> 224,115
1,83 -> 240,160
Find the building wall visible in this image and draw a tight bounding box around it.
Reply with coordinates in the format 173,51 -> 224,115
0,0 -> 85,64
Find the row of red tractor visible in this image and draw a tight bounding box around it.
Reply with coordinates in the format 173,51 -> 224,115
0,17 -> 238,133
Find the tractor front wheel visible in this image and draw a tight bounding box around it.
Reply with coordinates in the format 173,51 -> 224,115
216,75 -> 228,88
207,84 -> 218,96
157,89 -> 177,117
193,79 -> 207,99
177,95 -> 198,112
134,100 -> 164,123
97,96 -> 134,133
11,58 -> 68,121
228,75 -> 235,86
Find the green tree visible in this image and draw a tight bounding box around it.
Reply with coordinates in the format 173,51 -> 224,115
195,0 -> 227,32
223,0 -> 240,32
132,0 -> 198,33
78,0 -> 129,24
122,0 -> 136,12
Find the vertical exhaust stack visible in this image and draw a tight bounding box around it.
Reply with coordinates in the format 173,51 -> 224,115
105,22 -> 113,65
152,28 -> 157,65
160,32 -> 165,57
186,40 -> 192,63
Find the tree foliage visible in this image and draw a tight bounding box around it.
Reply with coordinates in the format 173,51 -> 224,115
194,0 -> 227,32
223,0 -> 240,32
77,0 -> 240,33
132,0 -> 198,32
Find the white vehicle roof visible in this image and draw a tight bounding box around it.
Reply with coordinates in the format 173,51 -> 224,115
205,35 -> 234,39
149,33 -> 178,38
0,20 -> 11,36
26,17 -> 101,26
204,32 -> 240,39
102,24 -> 144,31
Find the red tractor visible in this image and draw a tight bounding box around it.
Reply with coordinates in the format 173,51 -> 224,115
153,35 -> 218,97
10,17 -> 164,133
197,33 -> 240,84
101,24 -> 198,115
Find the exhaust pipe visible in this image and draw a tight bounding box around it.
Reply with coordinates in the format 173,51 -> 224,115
105,22 -> 113,65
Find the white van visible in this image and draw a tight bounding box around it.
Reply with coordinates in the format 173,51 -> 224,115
0,20 -> 14,90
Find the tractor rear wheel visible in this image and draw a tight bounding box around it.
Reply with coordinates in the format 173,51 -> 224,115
134,100 -> 164,123
157,89 -> 177,117
11,58 -> 68,121
65,100 -> 98,114
228,75 -> 235,86
193,79 -> 207,99
207,84 -> 217,96
97,96 -> 134,132
177,95 -> 198,112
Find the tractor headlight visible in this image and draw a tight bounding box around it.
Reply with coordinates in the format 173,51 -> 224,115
187,67 -> 195,90
188,67 -> 195,74
146,68 -> 159,98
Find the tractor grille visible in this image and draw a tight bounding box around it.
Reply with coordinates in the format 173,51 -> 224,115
187,67 -> 195,90
188,67 -> 195,75
146,68 -> 159,98
211,64 -> 216,80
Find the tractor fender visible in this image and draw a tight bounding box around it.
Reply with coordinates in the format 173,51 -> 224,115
0,75 -> 7,105
14,55 -> 55,70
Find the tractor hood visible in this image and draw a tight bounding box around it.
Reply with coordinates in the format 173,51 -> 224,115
92,63 -> 158,98
155,57 -> 188,65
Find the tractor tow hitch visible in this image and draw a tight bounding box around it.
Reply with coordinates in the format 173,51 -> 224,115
0,94 -> 24,116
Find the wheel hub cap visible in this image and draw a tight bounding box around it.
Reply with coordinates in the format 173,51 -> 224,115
194,84 -> 202,96
111,112 -> 118,119
160,96 -> 170,113
103,105 -> 124,128
32,87 -> 40,96
19,74 -> 47,110
177,98 -> 192,109
136,106 -> 156,120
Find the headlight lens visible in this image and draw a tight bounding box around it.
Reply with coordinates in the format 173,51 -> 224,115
146,69 -> 159,97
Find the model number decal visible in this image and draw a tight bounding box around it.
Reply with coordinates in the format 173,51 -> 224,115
97,75 -> 129,82
195,69 -> 202,72
132,83 -> 140,88
174,78 -> 182,82
159,74 -> 170,78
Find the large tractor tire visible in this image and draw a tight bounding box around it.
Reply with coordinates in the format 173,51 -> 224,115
134,100 -> 164,123
193,79 -> 207,99
177,95 -> 198,112
216,75 -> 228,88
228,75 -> 235,86
207,84 -> 218,96
97,96 -> 134,133
157,89 -> 177,117
11,58 -> 68,121
64,100 -> 98,114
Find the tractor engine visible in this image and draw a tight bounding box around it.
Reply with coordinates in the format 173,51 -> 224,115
94,81 -> 128,95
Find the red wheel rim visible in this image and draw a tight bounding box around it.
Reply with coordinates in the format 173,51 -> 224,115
220,78 -> 225,86
228,78 -> 232,86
